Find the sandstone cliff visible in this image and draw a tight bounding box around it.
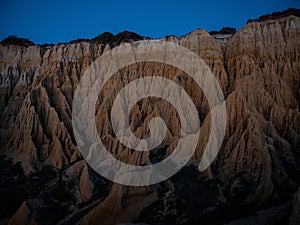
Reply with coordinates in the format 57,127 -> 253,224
0,12 -> 299,225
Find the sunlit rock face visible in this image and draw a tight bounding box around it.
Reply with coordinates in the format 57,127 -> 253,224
0,13 -> 299,225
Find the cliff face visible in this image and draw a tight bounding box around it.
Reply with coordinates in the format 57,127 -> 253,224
0,15 -> 299,225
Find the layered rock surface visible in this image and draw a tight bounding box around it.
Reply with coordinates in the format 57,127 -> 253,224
0,14 -> 299,225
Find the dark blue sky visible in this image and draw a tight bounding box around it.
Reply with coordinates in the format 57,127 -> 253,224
0,0 -> 299,44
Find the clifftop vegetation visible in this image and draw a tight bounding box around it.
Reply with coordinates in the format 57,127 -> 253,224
247,8 -> 300,24
0,35 -> 35,47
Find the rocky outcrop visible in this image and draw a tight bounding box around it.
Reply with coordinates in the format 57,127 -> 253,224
8,200 -> 41,225
0,12 -> 299,225
78,185 -> 157,225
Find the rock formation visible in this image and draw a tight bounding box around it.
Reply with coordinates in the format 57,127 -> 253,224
0,10 -> 299,225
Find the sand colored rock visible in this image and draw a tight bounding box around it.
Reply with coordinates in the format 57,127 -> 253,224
0,15 -> 299,225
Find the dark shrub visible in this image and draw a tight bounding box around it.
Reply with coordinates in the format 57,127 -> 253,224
1,35 -> 34,46
209,27 -> 236,35
247,8 -> 300,24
